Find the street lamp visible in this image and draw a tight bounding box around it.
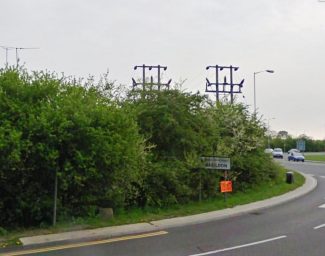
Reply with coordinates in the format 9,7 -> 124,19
267,117 -> 275,148
253,70 -> 274,114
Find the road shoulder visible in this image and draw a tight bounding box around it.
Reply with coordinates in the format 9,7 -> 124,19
19,171 -> 316,247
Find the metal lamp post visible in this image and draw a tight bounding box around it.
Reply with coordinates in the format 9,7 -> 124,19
267,117 -> 275,148
253,70 -> 274,114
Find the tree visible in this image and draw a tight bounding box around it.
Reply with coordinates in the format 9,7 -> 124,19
278,130 -> 288,139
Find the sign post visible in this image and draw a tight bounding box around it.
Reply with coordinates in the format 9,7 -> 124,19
296,139 -> 306,152
201,157 -> 231,170
201,157 -> 232,201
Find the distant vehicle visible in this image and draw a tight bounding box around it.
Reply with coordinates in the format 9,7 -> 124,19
272,148 -> 283,159
288,148 -> 300,154
288,152 -> 305,162
264,148 -> 273,154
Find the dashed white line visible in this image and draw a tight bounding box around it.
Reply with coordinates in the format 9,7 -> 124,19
187,236 -> 287,256
319,204 -> 325,208
314,224 -> 325,230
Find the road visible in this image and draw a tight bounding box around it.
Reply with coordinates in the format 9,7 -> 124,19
2,160 -> 325,256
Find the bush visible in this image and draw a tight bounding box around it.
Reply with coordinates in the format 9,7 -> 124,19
144,160 -> 191,207
0,68 -> 146,227
0,227 -> 8,236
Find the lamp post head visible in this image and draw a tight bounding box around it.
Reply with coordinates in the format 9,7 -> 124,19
266,70 -> 274,73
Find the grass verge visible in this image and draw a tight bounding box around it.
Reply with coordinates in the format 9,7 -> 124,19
0,167 -> 304,248
305,154 -> 325,162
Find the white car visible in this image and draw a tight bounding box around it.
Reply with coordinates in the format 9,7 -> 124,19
288,148 -> 300,154
272,148 -> 283,159
264,148 -> 273,154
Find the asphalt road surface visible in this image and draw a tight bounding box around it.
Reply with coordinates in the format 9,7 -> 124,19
3,160 -> 325,256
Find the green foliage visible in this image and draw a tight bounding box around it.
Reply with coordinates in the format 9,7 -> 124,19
0,68 -> 146,227
0,68 -> 280,228
126,89 -> 278,206
0,227 -> 8,236
128,89 -> 209,160
144,160 -> 191,207
268,133 -> 325,152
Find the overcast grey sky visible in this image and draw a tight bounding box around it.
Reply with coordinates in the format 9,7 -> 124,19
1,0 -> 325,139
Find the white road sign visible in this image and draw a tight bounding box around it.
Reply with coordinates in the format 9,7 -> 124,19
201,157 -> 231,170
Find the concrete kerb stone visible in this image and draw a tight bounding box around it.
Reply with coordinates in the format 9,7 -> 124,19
151,171 -> 316,229
20,171 -> 316,246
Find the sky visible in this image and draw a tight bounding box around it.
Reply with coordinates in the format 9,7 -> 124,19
1,0 -> 325,139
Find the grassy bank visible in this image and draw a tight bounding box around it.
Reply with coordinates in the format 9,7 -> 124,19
0,167 -> 304,248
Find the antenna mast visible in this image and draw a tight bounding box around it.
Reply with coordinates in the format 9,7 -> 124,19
0,45 -> 39,66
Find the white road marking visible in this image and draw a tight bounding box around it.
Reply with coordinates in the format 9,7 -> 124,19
314,224 -> 325,230
187,236 -> 287,256
318,204 -> 325,208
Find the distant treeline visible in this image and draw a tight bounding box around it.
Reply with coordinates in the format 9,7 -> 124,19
267,135 -> 325,152
0,68 -> 280,228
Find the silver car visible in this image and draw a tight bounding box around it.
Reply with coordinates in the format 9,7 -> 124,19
272,148 -> 283,159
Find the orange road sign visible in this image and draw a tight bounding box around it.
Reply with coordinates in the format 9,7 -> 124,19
220,181 -> 232,193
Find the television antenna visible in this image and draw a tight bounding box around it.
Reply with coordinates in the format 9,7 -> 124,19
0,45 -> 39,66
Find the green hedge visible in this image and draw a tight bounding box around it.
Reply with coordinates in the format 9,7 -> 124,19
0,68 -> 279,228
